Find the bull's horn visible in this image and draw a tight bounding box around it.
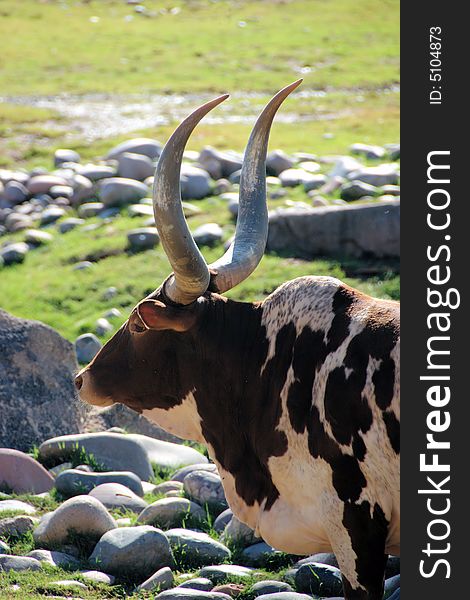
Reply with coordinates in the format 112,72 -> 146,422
208,79 -> 302,294
153,94 -> 229,305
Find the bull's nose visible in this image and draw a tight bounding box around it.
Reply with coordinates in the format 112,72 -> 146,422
74,374 -> 83,391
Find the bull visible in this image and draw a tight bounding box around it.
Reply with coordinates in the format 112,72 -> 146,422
76,80 -> 400,599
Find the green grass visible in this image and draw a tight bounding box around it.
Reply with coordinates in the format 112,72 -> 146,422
0,0 -> 399,96
0,189 -> 399,345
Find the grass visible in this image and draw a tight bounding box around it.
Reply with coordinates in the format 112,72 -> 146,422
0,0 -> 399,96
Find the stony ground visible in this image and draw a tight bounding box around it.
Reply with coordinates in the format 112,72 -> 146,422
0,431 -> 400,599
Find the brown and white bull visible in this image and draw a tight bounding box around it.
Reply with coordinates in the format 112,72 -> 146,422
76,81 -> 400,599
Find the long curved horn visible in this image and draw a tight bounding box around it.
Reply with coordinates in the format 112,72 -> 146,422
208,79 -> 302,294
153,94 -> 229,305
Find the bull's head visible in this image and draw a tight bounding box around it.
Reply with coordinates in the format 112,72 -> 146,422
75,80 -> 301,436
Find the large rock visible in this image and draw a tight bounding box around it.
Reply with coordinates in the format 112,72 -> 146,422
106,138 -> 162,161
267,199 -> 400,259
0,554 -> 42,572
0,515 -> 39,538
33,495 -> 116,549
197,147 -> 243,180
99,178 -> 149,207
27,175 -> 68,195
126,435 -> 208,469
181,166 -> 212,200
89,483 -> 148,513
38,432 -> 154,481
0,500 -> 36,515
55,469 -> 144,498
166,529 -> 231,567
27,549 -> 81,569
74,333 -> 102,364
295,562 -> 343,596
0,310 -> 85,451
0,448 -> 54,494
118,152 -> 155,181
0,242 -> 29,265
54,149 -> 81,166
348,164 -> 399,187
89,525 -> 173,580
221,516 -> 259,547
266,150 -> 294,176
192,223 -> 223,247
157,590 -> 231,600
127,227 -> 160,251
171,463 -> 218,482
198,565 -> 254,584
183,471 -> 227,510
240,542 -> 281,567
137,498 -> 206,529
138,566 -> 175,592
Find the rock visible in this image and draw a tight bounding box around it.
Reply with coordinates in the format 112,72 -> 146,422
80,569 -> 115,584
0,499 -> 37,515
27,549 -> 80,569
54,149 -> 81,167
298,160 -> 321,173
183,470 -> 226,510
89,483 -> 147,513
198,565 -> 254,584
340,180 -> 379,201
303,174 -> 327,192
166,528 -> 230,567
0,448 -> 54,494
380,184 -> 400,196
309,195 -> 329,207
118,152 -> 155,181
0,242 -> 29,265
279,169 -> 320,188
181,165 -> 212,200
137,497 -> 205,529
71,173 -> 95,205
158,590 -> 231,600
4,213 -> 34,233
0,554 -> 42,572
126,435 -> 208,470
192,223 -> 223,247
138,566 -> 175,591
58,217 -> 85,233
0,515 -> 38,538
295,562 -> 343,596
386,143 -> 400,161
212,584 -> 244,597
227,197 -> 239,217
100,178 -> 149,207
50,579 -> 87,590
39,432 -> 154,481
295,552 -> 338,568
27,175 -> 67,195
77,202 -> 105,218
240,542 -> 281,567
103,308 -> 122,320
350,143 -> 386,159
0,541 -> 10,554
385,555 -> 400,578
0,310 -> 84,451
384,574 -> 400,598
3,181 -> 28,205
213,508 -> 233,533
107,138 -> 162,161
213,179 -> 232,195
78,164 -> 116,182
197,147 -> 243,180
267,200 -> 400,259
266,150 -> 294,176
40,206 -> 66,225
73,260 -> 94,271
171,463 -> 218,482
222,516 -> 259,546
89,525 -> 173,580
179,578 -> 214,591
55,469 -> 143,498
256,594 -> 312,600
250,581 -> 293,596
128,203 -> 154,217
24,229 -> 53,245
33,495 -> 116,549
348,164 -> 399,187
127,227 -> 159,250
329,156 -> 364,178
151,481 -> 184,495
75,333 -> 102,363
228,169 -> 241,184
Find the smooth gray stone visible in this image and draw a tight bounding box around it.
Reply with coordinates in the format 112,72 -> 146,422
99,177 -> 149,207
0,515 -> 38,537
0,500 -> 36,515
255,594 -> 313,600
89,525 -> 173,581
295,562 -> 343,596
137,498 -> 205,529
171,463 -> 217,483
240,542 -> 280,567
74,333 -> 102,363
118,152 -> 154,181
340,180 -> 378,201
80,570 -> 115,584
348,165 -> 399,187
54,148 -> 81,166
198,565 -> 254,584
157,589 -> 231,600
106,138 -> 162,161
55,468 -> 143,497
213,508 -> 233,533
350,143 -> 385,160
178,577 -> 213,591
138,566 -> 174,591
127,227 -> 159,250
39,432 -> 154,481
295,553 -> 338,569
33,495 -> 116,549
165,528 -> 230,567
125,434 -> 208,470
250,581 -> 294,596
180,165 -> 212,200
192,223 -> 223,247
0,242 -> 29,265
58,217 -> 84,233
89,483 -> 148,513
183,471 -> 227,510
40,206 -> 66,225
0,554 -> 42,572
266,150 -> 294,176
27,549 -> 80,569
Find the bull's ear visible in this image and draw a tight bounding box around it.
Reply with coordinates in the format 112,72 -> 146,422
137,300 -> 199,332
